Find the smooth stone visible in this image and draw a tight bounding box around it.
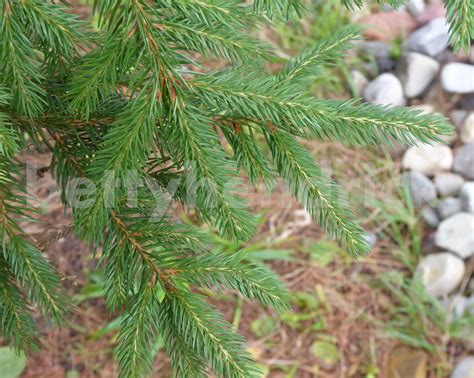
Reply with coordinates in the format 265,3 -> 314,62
460,113 -> 474,144
435,213 -> 474,258
458,94 -> 474,111
454,143 -> 474,179
416,252 -> 465,297
379,56 -> 396,73
387,347 -> 427,378
404,53 -> 439,97
434,173 -> 465,196
450,110 -> 469,130
460,182 -> 474,213
421,207 -> 440,228
402,144 -> 453,175
444,295 -> 469,320
357,40 -> 392,60
452,296 -> 474,319
406,172 -> 437,207
416,2 -> 445,25
441,63 -> 474,94
436,49 -> 458,65
451,357 -> 474,378
406,18 -> 449,57
436,197 -> 462,219
423,233 -> 440,255
407,0 -> 425,17
362,11 -> 417,42
351,70 -> 369,97
364,73 -> 406,106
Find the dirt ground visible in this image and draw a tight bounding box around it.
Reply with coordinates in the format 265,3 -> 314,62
18,144 -> 469,378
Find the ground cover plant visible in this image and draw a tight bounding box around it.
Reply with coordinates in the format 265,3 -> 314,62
0,0 -> 471,377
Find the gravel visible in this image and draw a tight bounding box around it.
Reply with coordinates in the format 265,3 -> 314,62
453,143 -> 474,179
402,144 -> 453,175
441,63 -> 474,94
364,73 -> 406,106
416,252 -> 465,297
435,213 -> 474,258
434,172 -> 465,196
406,18 -> 449,57
406,172 -> 437,206
404,52 -> 439,97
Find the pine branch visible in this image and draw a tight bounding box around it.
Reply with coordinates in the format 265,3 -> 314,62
159,0 -> 258,29
170,107 -> 257,241
444,0 -> 474,52
0,88 -> 19,157
115,274 -> 163,378
166,289 -> 259,377
1,1 -> 469,375
221,125 -> 277,188
0,159 -> 67,323
70,0 -> 182,118
16,0 -> 90,73
277,27 -> 360,85
194,74 -> 452,146
252,0 -> 304,16
0,0 -> 46,117
161,19 -> 270,61
164,250 -> 290,312
266,129 -> 369,256
0,256 -> 40,351
341,0 -> 407,10
5,236 -> 67,323
157,298 -> 208,377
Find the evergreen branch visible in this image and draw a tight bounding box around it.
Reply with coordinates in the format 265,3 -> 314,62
162,20 -> 270,61
341,0 -> 407,10
266,129 -> 369,256
0,89 -> 19,157
277,26 -> 360,84
16,0 -> 90,71
166,251 -> 290,312
157,298 -> 208,377
158,0 -> 258,29
115,274 -> 163,378
66,39 -> 125,118
102,202 -> 208,308
101,233 -> 141,311
0,159 -> 67,322
252,0 -> 304,16
1,1 -> 466,375
171,108 -> 257,241
5,236 -> 67,323
0,256 -> 40,351
194,77 -> 452,145
305,99 -> 453,145
88,81 -> 161,180
444,0 -> 474,52
74,82 -> 161,242
0,0 -> 46,117
70,0 -> 181,118
221,125 -> 277,187
168,289 -> 259,377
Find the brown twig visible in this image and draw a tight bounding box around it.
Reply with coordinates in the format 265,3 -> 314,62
36,224 -> 75,252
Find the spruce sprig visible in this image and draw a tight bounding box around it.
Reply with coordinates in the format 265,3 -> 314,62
0,0 -> 468,376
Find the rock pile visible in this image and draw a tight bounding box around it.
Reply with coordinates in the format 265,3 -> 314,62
356,3 -> 473,375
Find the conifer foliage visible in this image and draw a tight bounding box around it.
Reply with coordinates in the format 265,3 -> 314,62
0,0 -> 469,376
